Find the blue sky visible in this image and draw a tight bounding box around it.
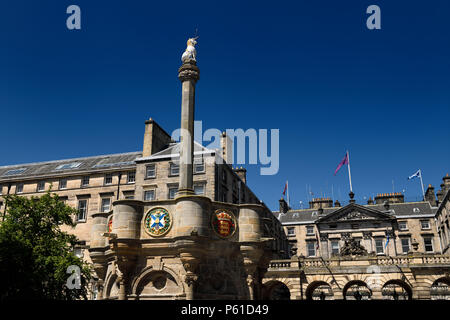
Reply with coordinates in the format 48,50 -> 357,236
1,0 -> 449,210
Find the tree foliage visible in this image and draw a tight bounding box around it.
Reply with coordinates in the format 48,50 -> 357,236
0,191 -> 91,300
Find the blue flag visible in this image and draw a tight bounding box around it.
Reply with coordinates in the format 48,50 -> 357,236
408,169 -> 421,180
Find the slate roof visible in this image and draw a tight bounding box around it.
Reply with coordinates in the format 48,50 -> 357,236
275,201 -> 437,224
0,151 -> 142,181
136,141 -> 216,162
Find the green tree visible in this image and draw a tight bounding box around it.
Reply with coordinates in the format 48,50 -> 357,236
0,191 -> 91,300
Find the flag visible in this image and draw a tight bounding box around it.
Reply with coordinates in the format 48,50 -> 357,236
282,181 -> 287,196
334,152 -> 349,176
385,234 -> 390,249
408,169 -> 421,180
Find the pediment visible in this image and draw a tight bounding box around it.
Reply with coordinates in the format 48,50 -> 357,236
317,203 -> 393,223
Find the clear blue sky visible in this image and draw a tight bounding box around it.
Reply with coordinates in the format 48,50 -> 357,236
1,0 -> 449,210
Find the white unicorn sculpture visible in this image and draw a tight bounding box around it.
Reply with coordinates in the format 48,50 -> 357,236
181,37 -> 198,63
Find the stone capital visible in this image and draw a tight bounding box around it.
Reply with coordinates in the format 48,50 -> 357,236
178,61 -> 200,82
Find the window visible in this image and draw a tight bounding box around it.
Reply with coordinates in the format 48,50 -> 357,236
81,176 -> 90,187
287,227 -> 295,236
127,171 -> 136,184
194,160 -> 205,173
331,241 -> 340,255
77,200 -> 88,221
59,178 -> 67,190
375,239 -> 384,254
16,183 -> 23,194
123,191 -> 134,200
169,187 -> 178,199
194,184 -> 205,195
37,181 -> 45,192
101,198 -> 111,213
170,163 -> 179,176
398,221 -> 408,231
401,238 -> 410,254
104,173 -> 113,185
421,220 -> 431,230
146,164 -> 156,178
74,248 -> 84,259
306,226 -> 314,235
307,242 -> 316,257
424,237 -> 434,252
144,190 -> 155,201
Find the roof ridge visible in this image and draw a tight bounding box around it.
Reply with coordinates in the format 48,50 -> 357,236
0,151 -> 142,169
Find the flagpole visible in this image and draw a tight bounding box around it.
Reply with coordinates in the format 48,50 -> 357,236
419,169 -> 425,200
287,180 -> 290,207
347,150 -> 353,192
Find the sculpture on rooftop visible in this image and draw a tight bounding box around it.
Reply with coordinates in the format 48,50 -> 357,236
181,37 -> 198,63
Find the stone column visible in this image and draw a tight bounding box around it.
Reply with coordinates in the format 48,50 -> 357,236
177,60 -> 200,196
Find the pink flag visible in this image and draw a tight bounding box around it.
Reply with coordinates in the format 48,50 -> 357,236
334,152 -> 349,176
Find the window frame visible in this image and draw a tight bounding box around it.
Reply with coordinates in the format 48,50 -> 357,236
100,197 -> 111,213
420,220 -> 431,230
194,183 -> 205,195
127,171 -> 136,184
81,176 -> 90,187
143,189 -> 155,201
169,162 -> 179,176
59,178 -> 67,190
306,225 -> 315,235
398,221 -> 408,231
168,186 -> 178,199
331,240 -> 340,255
77,199 -> 88,222
375,238 -> 385,255
37,181 -> 46,192
146,164 -> 156,179
306,241 -> 316,257
423,237 -> 434,252
104,173 -> 113,185
401,238 -> 410,254
16,183 -> 24,194
287,227 -> 295,236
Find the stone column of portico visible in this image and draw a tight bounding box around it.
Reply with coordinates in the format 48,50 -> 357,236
177,60 -> 200,196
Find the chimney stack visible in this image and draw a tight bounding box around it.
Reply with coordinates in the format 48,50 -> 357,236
142,118 -> 172,157
220,132 -> 233,164
425,184 -> 437,206
309,198 -> 333,209
374,192 -> 404,204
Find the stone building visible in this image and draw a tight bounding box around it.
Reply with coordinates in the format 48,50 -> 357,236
0,40 -> 288,300
263,177 -> 450,300
0,38 -> 448,300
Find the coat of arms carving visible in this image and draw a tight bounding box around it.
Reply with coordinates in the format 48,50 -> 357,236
211,209 -> 237,239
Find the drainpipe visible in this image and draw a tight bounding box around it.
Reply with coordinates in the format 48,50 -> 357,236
2,183 -> 11,220
116,173 -> 122,200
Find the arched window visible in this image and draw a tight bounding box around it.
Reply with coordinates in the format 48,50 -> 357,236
430,278 -> 450,300
305,281 -> 334,300
382,280 -> 412,300
343,280 -> 372,300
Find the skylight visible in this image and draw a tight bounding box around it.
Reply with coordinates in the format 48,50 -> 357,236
2,168 -> 27,176
55,163 -> 82,170
93,161 -> 135,168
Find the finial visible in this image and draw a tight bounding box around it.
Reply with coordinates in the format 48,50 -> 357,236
181,37 -> 198,63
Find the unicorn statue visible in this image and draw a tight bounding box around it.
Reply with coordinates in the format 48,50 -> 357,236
181,37 -> 198,63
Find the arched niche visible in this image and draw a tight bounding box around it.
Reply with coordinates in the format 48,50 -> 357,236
343,280 -> 372,300
305,281 -> 334,300
381,280 -> 412,300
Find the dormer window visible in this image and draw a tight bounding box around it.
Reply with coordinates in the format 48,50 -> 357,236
413,208 -> 420,214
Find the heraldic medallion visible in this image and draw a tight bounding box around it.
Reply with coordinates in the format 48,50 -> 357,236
211,209 -> 237,238
144,207 -> 172,237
